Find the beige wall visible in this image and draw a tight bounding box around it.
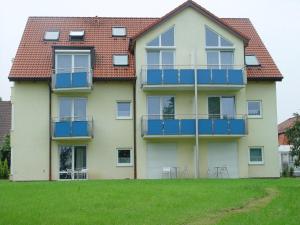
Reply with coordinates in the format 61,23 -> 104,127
11,81 -> 50,181
51,81 -> 134,180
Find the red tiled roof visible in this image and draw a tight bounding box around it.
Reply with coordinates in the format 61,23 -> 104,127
9,4 -> 282,81
0,101 -> 11,144
278,116 -> 300,134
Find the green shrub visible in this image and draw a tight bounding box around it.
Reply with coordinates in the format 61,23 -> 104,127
0,160 -> 9,179
0,160 -> 3,178
289,167 -> 294,177
282,167 -> 289,177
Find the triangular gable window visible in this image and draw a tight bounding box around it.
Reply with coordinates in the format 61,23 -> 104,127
147,27 -> 174,47
205,27 -> 233,47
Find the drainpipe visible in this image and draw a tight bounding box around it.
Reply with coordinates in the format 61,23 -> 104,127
133,80 -> 137,179
194,51 -> 199,179
48,82 -> 52,181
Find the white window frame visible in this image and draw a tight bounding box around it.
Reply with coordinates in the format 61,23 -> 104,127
59,97 -> 87,121
147,95 -> 175,119
245,55 -> 260,66
55,52 -> 91,73
113,54 -> 129,66
206,50 -> 234,69
146,50 -> 175,69
146,26 -> 176,49
116,101 -> 132,120
248,146 -> 264,165
205,26 -> 234,49
116,148 -> 133,167
247,100 -> 262,118
44,31 -> 60,41
207,95 -> 236,118
112,27 -> 127,37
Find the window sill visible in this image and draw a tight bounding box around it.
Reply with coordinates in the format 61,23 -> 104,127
248,162 -> 264,165
116,164 -> 133,167
248,115 -> 263,119
116,117 -> 132,120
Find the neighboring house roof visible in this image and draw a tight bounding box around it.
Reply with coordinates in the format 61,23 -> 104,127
9,1 -> 282,81
278,116 -> 300,134
0,101 -> 11,145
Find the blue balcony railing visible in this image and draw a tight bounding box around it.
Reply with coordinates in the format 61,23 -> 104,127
142,114 -> 247,136
52,68 -> 92,91
52,117 -> 93,139
141,65 -> 245,87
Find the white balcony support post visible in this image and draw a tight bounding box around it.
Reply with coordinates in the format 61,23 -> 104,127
193,51 -> 199,179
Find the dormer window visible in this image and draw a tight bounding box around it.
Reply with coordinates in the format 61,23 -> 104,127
44,31 -> 59,41
147,27 -> 175,47
205,27 -> 233,47
69,31 -> 85,41
245,55 -> 260,66
112,27 -> 126,37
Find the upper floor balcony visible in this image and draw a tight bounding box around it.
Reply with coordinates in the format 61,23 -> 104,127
140,65 -> 246,91
52,67 -> 93,92
51,116 -> 93,140
141,114 -> 247,138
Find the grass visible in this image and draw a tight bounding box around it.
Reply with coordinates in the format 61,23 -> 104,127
0,179 -> 299,225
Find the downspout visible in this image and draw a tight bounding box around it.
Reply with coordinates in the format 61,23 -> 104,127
133,80 -> 137,179
48,82 -> 52,181
194,51 -> 199,179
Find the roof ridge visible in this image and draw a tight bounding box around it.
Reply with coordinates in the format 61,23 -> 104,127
28,16 -> 160,19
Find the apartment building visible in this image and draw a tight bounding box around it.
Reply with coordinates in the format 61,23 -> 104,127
9,1 -> 282,181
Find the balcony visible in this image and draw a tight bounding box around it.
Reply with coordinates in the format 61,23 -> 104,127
52,117 -> 93,140
141,65 -> 246,91
141,114 -> 247,138
52,68 -> 92,92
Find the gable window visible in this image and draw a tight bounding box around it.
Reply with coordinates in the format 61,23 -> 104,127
247,100 -> 262,118
112,27 -> 126,37
116,101 -> 131,119
59,97 -> 87,121
113,55 -> 128,66
117,149 -> 133,166
147,27 -> 175,47
147,96 -> 175,119
249,147 -> 264,164
208,96 -> 235,119
44,31 -> 59,41
205,27 -> 233,47
245,55 -> 260,66
56,53 -> 90,73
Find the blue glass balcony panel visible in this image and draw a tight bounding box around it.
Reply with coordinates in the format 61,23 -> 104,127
163,119 -> 180,135
72,121 -> 89,136
228,69 -> 243,85
198,119 -> 213,134
211,69 -> 227,84
72,72 -> 88,88
54,121 -> 71,137
229,119 -> 245,134
213,119 -> 229,134
147,69 -> 162,85
180,69 -> 194,84
163,69 -> 178,84
147,119 -> 163,135
55,73 -> 71,88
197,69 -> 211,84
181,119 -> 196,134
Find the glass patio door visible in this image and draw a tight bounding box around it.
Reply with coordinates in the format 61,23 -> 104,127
147,96 -> 175,119
208,96 -> 235,119
59,98 -> 87,121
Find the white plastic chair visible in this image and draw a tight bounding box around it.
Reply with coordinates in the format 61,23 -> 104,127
162,167 -> 172,179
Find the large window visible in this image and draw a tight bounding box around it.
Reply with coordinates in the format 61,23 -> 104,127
147,27 -> 175,47
147,50 -> 174,69
205,27 -> 233,47
249,147 -> 264,164
56,53 -> 90,73
59,146 -> 87,180
116,101 -> 131,119
208,96 -> 235,119
247,100 -> 262,118
117,149 -> 133,166
147,96 -> 175,119
59,98 -> 87,121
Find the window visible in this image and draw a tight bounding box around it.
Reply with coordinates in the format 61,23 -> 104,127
207,51 -> 233,69
247,100 -> 262,118
59,98 -> 87,121
245,55 -> 260,66
208,96 -> 235,119
205,27 -> 233,47
44,31 -> 59,41
146,50 -> 174,69
69,31 -> 85,41
117,149 -> 132,166
59,146 -> 87,179
56,53 -> 90,73
112,27 -> 126,37
249,147 -> 264,164
116,101 -> 131,119
147,27 -> 175,47
147,96 -> 175,119
113,55 -> 128,66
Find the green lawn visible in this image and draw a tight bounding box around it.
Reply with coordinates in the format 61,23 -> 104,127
0,179 -> 299,225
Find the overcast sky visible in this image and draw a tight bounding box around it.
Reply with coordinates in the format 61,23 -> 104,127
0,0 -> 299,123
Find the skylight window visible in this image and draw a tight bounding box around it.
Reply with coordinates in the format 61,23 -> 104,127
245,55 -> 260,66
69,31 -> 85,41
44,31 -> 59,41
112,27 -> 127,37
113,55 -> 129,66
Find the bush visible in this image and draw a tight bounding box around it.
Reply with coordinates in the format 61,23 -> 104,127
289,167 -> 294,177
0,161 -> 3,178
0,160 -> 9,179
282,167 -> 288,177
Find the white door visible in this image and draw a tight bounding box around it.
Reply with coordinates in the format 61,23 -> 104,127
147,143 -> 177,179
208,142 -> 238,178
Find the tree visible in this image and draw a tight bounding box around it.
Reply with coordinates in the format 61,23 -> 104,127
0,134 -> 11,168
285,113 -> 300,166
